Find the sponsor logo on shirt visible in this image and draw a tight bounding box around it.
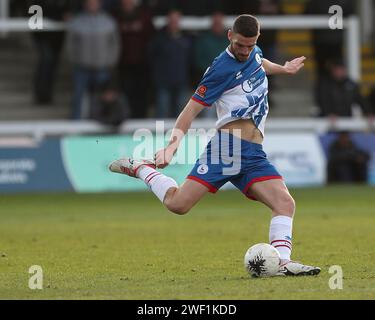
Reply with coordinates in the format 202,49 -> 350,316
196,85 -> 207,98
241,80 -> 254,93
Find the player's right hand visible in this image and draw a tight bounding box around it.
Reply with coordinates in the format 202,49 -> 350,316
154,146 -> 176,169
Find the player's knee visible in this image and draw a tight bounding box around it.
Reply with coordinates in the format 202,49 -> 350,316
275,192 -> 295,216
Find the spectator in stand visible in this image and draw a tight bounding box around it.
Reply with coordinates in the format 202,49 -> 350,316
149,10 -> 192,118
67,0 -> 120,120
194,12 -> 227,118
327,132 -> 370,184
194,12 -> 227,77
113,0 -> 155,118
27,0 -> 72,105
305,0 -> 355,79
89,79 -> 129,129
316,61 -> 372,125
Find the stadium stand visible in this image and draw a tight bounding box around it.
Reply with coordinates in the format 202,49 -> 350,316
0,0 -> 374,123
0,34 -> 71,120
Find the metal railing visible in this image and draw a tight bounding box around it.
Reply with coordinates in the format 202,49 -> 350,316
0,118 -> 372,139
0,14 -> 362,81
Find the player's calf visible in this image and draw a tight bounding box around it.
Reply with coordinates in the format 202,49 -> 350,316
164,198 -> 191,215
163,187 -> 196,215
163,180 -> 210,215
109,158 -> 208,215
109,157 -> 178,204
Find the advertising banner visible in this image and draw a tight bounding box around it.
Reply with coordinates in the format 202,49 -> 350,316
61,132 -> 327,192
3,132 -> 373,193
263,133 -> 327,187
0,139 -> 73,193
61,134 -> 206,193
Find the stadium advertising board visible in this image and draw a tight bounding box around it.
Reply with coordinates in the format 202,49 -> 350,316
60,135 -> 197,193
62,132 -> 327,192
0,139 -> 73,193
1,133 -> 373,193
263,133 -> 327,187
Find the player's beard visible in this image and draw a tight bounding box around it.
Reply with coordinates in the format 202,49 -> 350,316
229,43 -> 249,62
237,54 -> 249,62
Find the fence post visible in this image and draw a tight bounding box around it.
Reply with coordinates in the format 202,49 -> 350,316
345,16 -> 361,81
0,0 -> 10,37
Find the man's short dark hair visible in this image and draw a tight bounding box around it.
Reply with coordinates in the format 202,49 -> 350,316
232,15 -> 260,37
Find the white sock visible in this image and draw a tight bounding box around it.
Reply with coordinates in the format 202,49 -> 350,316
269,215 -> 293,262
137,166 -> 178,203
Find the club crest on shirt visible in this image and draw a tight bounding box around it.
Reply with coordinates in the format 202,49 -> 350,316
255,53 -> 262,65
197,164 -> 209,175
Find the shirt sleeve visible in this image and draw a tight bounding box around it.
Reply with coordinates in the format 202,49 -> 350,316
192,66 -> 231,107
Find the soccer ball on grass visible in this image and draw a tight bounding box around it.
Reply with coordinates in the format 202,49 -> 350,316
244,243 -> 281,278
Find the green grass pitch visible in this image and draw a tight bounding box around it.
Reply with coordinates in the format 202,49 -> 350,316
0,186 -> 374,300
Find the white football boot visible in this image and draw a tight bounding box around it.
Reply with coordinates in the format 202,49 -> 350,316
275,261 -> 321,277
108,158 -> 156,178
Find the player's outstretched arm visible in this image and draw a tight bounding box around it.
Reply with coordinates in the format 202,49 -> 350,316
155,99 -> 205,169
263,56 -> 306,76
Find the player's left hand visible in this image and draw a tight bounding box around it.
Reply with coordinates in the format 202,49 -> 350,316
284,56 -> 306,75
154,146 -> 176,169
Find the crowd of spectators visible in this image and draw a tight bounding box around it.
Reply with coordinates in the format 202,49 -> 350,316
19,0 -> 235,122
9,0 -> 375,125
305,0 -> 375,127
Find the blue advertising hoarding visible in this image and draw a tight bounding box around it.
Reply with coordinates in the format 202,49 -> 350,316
0,132 -> 374,193
0,139 -> 73,193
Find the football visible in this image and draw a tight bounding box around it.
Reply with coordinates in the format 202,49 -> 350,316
244,243 -> 281,278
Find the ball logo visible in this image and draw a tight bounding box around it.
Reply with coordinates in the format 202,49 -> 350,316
197,164 -> 209,175
255,53 -> 262,65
